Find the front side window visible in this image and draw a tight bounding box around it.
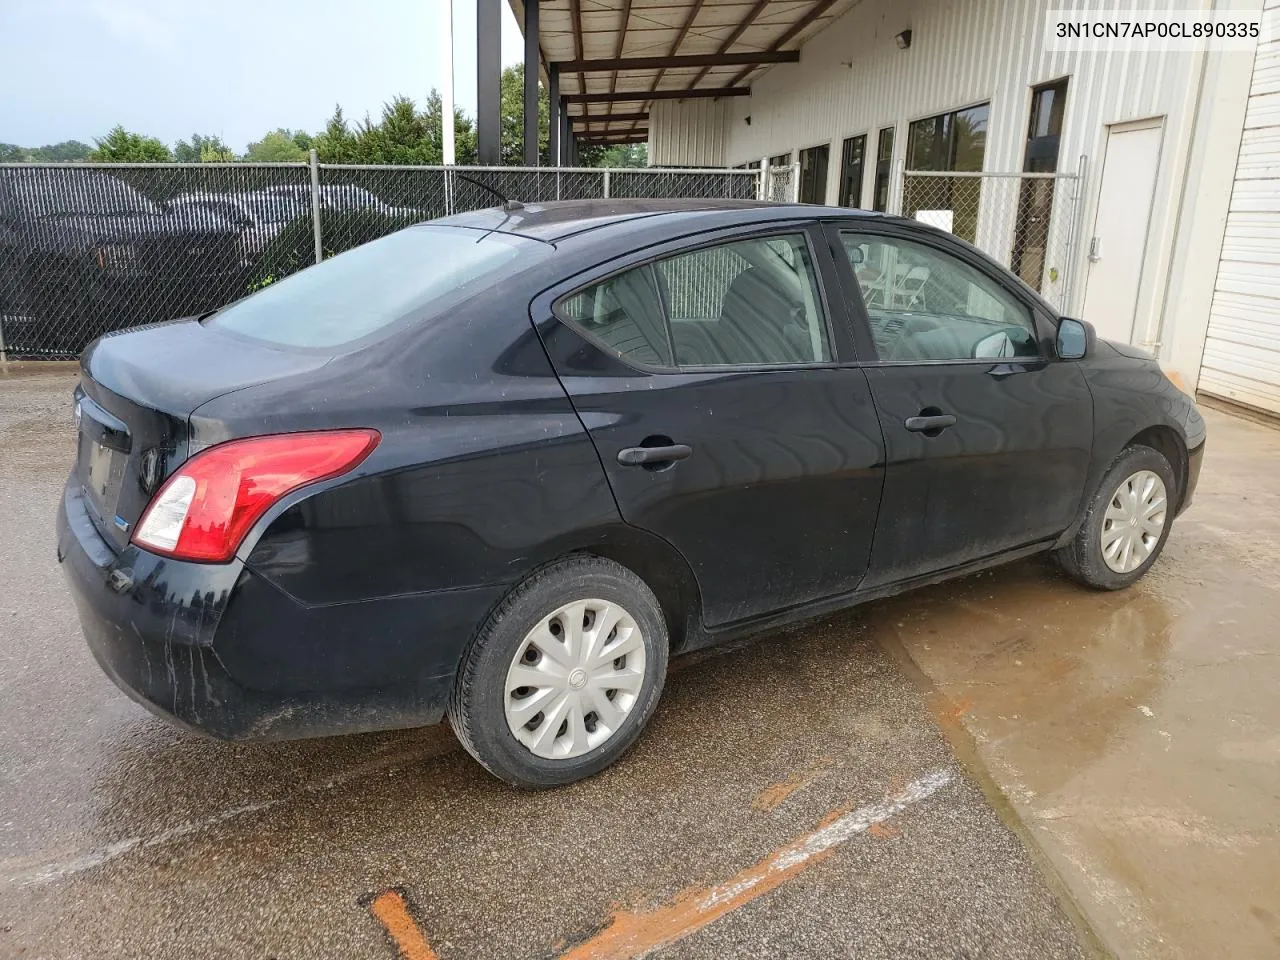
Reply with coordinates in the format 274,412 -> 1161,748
556,233 -> 831,369
841,231 -> 1038,363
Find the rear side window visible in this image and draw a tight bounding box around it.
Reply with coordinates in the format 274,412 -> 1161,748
555,232 -> 830,370
208,225 -> 547,349
557,264 -> 673,367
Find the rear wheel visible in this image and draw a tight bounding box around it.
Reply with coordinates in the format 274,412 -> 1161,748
1056,444 -> 1177,590
448,556 -> 668,788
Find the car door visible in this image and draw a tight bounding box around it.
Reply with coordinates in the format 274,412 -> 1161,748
532,224 -> 885,629
828,222 -> 1093,588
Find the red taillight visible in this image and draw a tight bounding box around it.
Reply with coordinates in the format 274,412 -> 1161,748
132,429 -> 380,563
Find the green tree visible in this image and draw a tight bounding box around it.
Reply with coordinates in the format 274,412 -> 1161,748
244,129 -> 309,162
353,96 -> 433,164
422,90 -> 477,164
0,143 -> 26,162
594,143 -> 647,168
313,106 -> 359,163
31,140 -> 93,162
90,126 -> 172,162
498,63 -> 548,165
174,133 -> 235,162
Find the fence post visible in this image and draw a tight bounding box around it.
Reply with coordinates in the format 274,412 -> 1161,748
1065,153 -> 1089,316
309,149 -> 323,265
603,168 -> 611,199
891,157 -> 905,215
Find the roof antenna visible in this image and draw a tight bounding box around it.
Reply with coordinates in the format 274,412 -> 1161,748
451,171 -> 521,211
451,171 -> 525,240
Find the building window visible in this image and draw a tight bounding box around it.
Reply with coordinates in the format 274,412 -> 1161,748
838,135 -> 867,208
798,144 -> 830,204
1011,79 -> 1068,291
903,102 -> 990,242
872,127 -> 894,212
769,152 -> 791,169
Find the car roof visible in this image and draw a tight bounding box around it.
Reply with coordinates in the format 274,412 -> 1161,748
437,198 -> 889,242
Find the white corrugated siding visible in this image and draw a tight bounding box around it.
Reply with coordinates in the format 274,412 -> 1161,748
653,0 -> 1212,338
649,100 -> 729,167
1202,4 -> 1280,414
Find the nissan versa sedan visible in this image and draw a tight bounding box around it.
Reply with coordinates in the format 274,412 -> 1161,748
57,199 -> 1205,787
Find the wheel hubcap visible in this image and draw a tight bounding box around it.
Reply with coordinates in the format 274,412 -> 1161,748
504,598 -> 646,760
1100,470 -> 1168,574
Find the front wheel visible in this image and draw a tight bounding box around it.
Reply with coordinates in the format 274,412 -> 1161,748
448,556 -> 668,788
1056,444 -> 1178,590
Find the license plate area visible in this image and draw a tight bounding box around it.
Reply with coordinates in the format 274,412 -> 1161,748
75,393 -> 132,529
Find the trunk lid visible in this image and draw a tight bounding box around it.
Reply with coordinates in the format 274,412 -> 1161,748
74,317 -> 331,552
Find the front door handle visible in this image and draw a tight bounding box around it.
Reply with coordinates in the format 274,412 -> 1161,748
904,414 -> 957,433
617,444 -> 693,466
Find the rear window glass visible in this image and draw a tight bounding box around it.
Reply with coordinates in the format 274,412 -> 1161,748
207,225 -> 546,348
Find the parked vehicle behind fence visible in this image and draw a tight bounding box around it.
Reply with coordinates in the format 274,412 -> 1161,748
0,168 -> 245,357
57,199 -> 1205,788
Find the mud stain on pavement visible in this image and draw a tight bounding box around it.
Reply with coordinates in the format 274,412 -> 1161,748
750,757 -> 835,812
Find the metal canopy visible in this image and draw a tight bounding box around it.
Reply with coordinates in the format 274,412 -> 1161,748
509,0 -> 861,144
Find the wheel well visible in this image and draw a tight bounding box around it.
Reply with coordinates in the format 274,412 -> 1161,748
574,533 -> 702,654
1129,426 -> 1188,506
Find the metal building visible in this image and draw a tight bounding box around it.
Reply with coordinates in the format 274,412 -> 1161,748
509,0 -> 1279,416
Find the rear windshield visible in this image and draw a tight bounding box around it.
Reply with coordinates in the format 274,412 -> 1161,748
207,225 -> 547,348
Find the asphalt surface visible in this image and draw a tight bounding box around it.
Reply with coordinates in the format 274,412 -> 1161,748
0,363 -> 1096,959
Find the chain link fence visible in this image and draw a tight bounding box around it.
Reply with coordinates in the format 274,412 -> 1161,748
0,161 -> 761,359
764,164 -> 799,203
897,166 -> 1084,312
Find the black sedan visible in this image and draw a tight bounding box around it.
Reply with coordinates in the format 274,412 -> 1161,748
57,199 -> 1205,787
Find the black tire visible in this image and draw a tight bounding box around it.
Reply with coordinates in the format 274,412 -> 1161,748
1056,444 -> 1178,590
448,556 -> 669,788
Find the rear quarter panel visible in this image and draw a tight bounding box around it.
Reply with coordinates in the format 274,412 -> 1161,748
191,271 -> 624,605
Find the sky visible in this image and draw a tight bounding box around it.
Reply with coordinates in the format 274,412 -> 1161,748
0,0 -> 525,152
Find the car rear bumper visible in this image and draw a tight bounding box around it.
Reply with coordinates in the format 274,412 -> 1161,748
57,479 -> 499,741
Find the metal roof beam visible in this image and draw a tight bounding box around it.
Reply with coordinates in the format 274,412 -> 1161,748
565,87 -> 750,104
560,51 -> 797,72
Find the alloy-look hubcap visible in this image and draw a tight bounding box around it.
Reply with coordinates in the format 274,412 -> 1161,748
1100,469 -> 1168,574
504,599 -> 647,760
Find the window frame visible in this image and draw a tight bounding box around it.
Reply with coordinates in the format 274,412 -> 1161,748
821,219 -> 1060,367
547,221 -> 853,375
872,126 -> 896,213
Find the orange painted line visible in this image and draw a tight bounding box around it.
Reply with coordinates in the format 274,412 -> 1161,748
559,769 -> 954,960
369,889 -> 440,960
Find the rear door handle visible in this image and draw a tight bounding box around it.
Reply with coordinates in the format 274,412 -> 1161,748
617,444 -> 693,466
904,414 -> 957,433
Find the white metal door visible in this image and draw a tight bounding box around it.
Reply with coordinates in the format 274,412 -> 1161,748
1081,120 -> 1163,343
1201,7 -> 1280,415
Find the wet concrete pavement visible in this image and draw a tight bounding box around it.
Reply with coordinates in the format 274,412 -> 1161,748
0,362 -> 1274,959
875,404 -> 1280,960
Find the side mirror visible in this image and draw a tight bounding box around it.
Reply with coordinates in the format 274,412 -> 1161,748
1056,317 -> 1094,360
